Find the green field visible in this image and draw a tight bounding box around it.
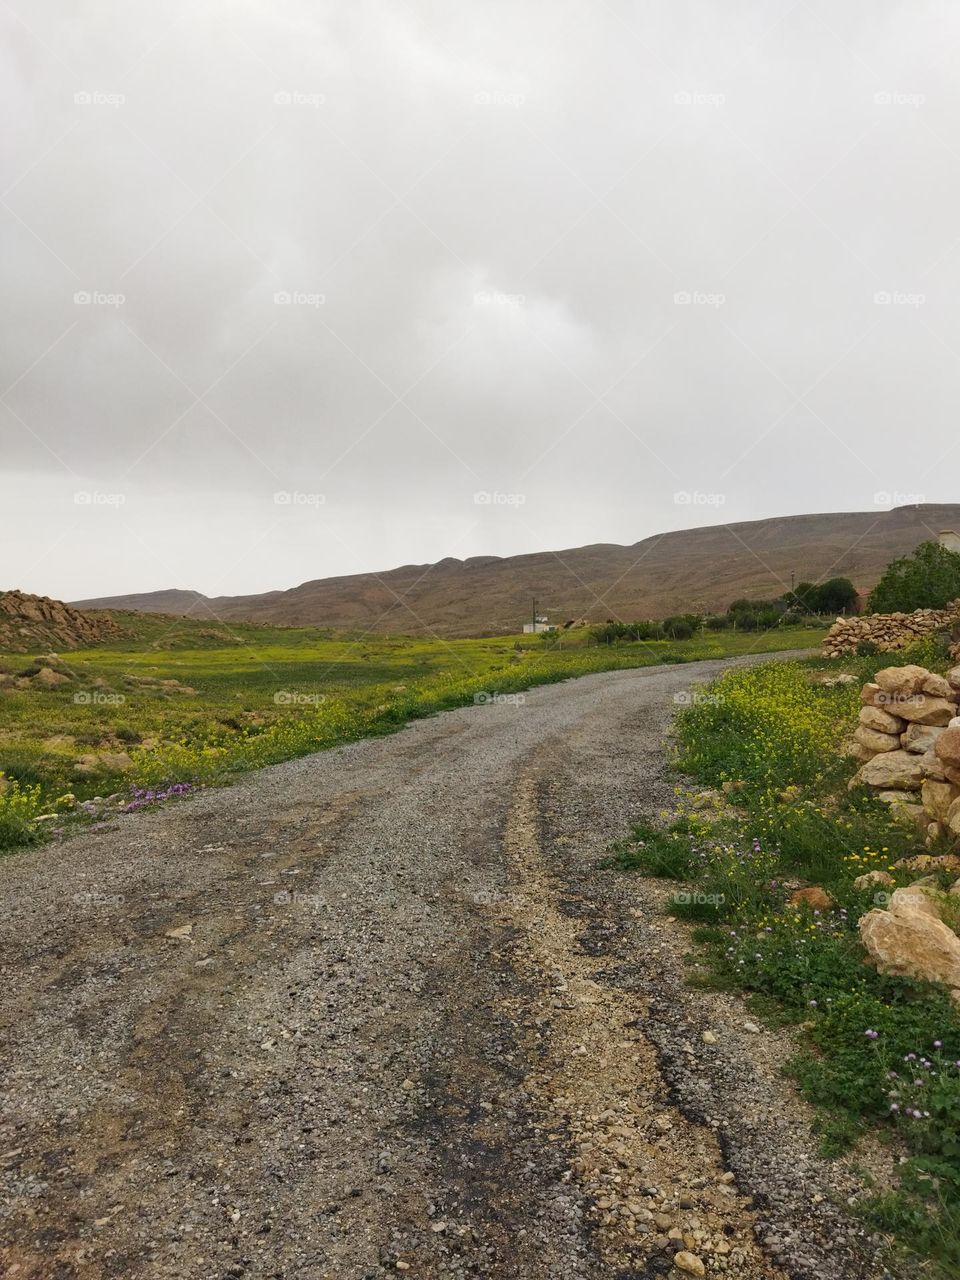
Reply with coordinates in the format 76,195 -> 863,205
0,611 -> 826,849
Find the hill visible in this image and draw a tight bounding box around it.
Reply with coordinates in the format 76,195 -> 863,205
73,505 -> 960,637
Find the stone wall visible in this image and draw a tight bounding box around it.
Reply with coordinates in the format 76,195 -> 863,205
822,599 -> 960,657
846,663 -> 960,843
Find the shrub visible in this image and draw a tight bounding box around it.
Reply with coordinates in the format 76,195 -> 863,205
0,781 -> 44,850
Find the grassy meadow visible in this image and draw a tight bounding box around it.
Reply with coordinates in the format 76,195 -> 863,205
0,611 -> 825,850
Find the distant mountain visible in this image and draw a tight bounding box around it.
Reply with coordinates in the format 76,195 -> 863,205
73,505 -> 960,638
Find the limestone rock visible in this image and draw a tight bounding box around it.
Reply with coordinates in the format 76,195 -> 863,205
936,727 -> 960,772
947,666 -> 960,691
923,673 -> 957,700
853,869 -> 894,890
896,694 -> 957,726
853,725 -> 901,753
922,780 -> 960,824
947,797 -> 960,840
920,750 -> 948,782
861,682 -> 882,706
859,705 -> 905,734
895,854 -> 960,874
902,723 -> 945,755
875,665 -> 932,698
859,750 -> 925,791
672,1253 -> 706,1278
860,885 -> 960,992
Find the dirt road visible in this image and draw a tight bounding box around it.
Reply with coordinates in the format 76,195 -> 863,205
0,657 -> 896,1279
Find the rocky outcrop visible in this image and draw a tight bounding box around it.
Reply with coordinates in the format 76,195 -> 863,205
822,601 -> 960,657
0,591 -> 124,652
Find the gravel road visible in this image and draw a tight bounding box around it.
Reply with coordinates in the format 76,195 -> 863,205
0,655 -> 900,1280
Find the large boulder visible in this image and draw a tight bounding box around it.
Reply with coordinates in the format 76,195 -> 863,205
859,885 -> 960,994
946,666 -> 960,692
874,665 -> 931,698
947,797 -> 960,840
895,694 -> 957,726
853,725 -> 901,753
859,705 -> 906,734
859,750 -> 926,791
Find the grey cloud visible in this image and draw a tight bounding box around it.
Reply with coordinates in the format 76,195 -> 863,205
2,0 -> 959,599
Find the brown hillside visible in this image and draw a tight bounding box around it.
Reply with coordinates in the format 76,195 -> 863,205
72,505 -> 960,637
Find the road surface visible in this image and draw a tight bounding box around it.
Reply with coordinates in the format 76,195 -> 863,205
0,656 -> 894,1279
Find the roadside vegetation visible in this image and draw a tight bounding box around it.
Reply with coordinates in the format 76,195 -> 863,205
0,610 -> 825,853
612,636 -> 960,1276
590,578 -> 857,644
868,540 -> 960,613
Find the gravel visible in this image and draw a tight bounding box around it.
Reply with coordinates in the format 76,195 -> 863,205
0,653 -> 902,1279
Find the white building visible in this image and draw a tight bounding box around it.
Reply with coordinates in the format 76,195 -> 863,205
940,529 -> 960,554
523,616 -> 556,634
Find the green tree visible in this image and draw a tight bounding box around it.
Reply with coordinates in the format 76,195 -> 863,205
868,541 -> 960,613
788,577 -> 857,615
814,577 -> 859,614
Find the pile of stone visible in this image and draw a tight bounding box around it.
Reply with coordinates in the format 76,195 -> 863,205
0,590 -> 124,652
822,600 -> 960,657
847,663 -> 960,842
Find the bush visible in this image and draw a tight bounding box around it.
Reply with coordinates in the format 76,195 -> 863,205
0,781 -> 43,850
662,614 -> 698,640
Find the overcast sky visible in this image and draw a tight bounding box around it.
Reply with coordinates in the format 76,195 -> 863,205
3,0 -> 959,601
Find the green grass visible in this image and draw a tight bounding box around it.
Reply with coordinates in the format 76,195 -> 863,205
618,636 -> 960,1277
0,615 -> 825,846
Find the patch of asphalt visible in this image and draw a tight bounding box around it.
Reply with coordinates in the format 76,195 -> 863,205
0,650 -> 898,1279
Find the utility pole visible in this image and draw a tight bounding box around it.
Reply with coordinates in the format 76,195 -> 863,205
532,596 -> 537,632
